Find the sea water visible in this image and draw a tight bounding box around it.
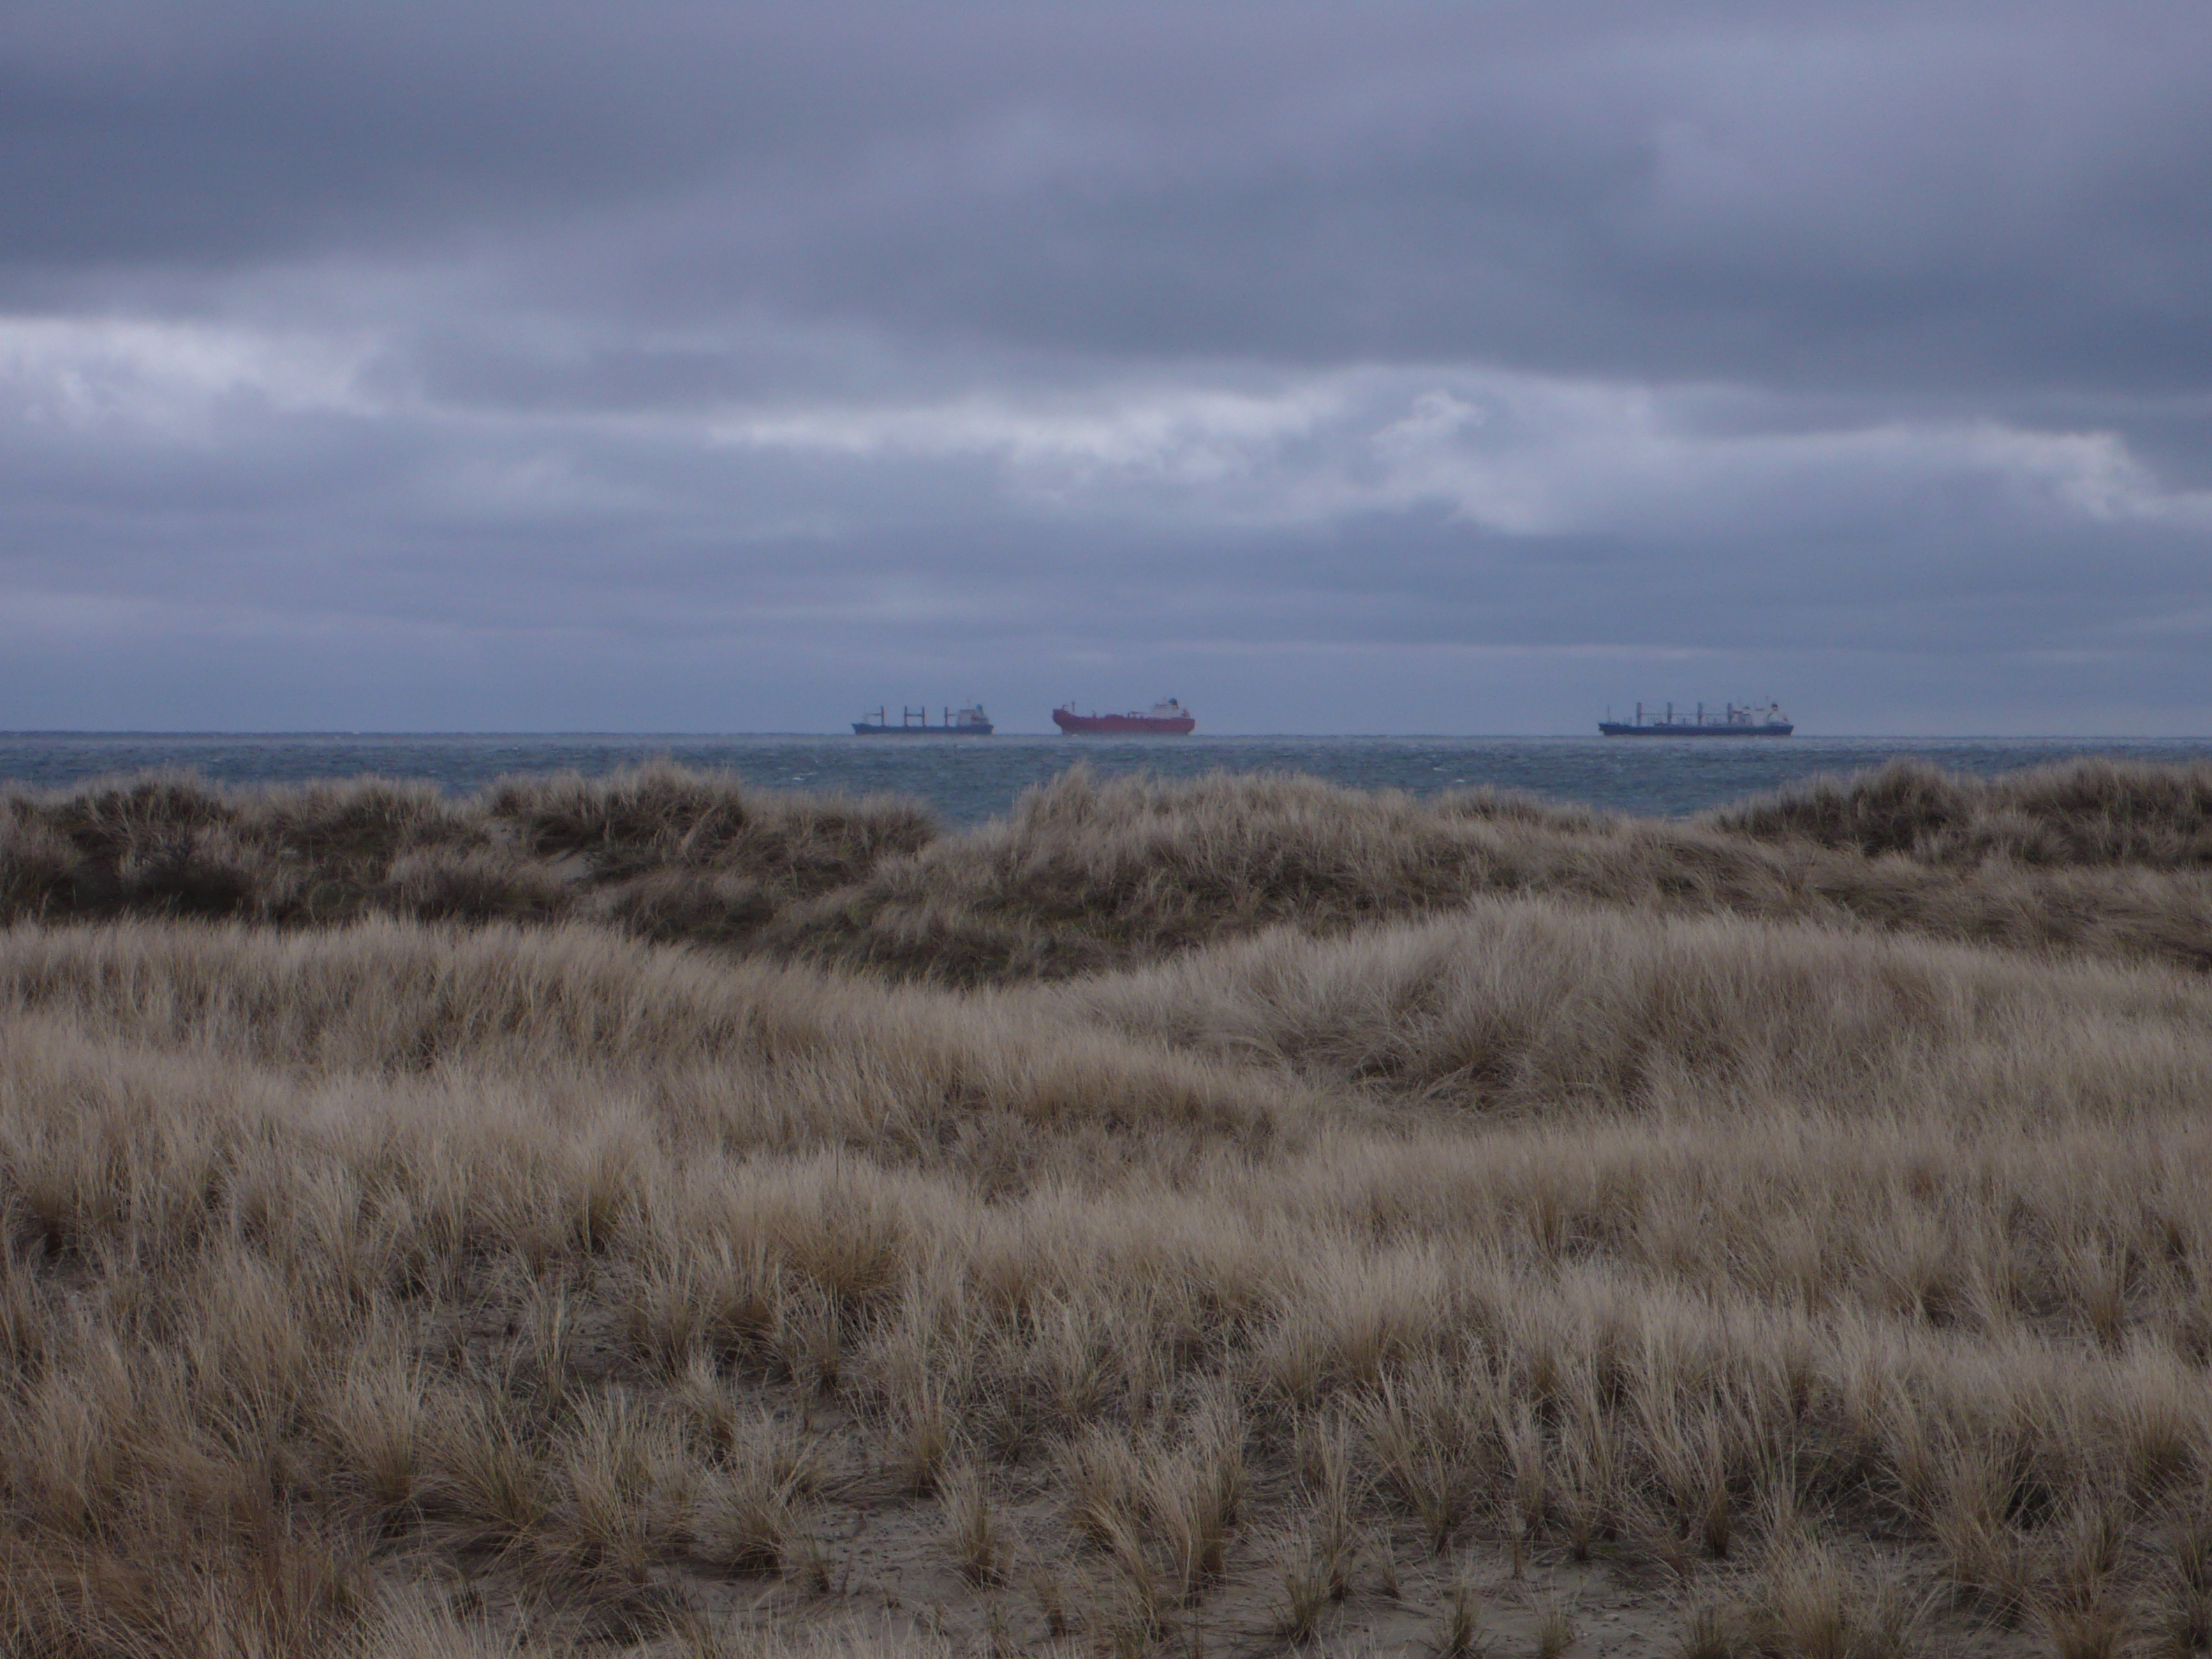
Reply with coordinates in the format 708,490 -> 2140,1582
3,732 -> 2211,828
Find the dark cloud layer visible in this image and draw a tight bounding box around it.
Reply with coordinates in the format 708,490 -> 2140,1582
3,2 -> 2209,732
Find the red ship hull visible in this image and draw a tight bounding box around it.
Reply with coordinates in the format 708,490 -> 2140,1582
1052,709 -> 1197,735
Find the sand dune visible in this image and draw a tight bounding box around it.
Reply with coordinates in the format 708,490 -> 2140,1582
1,762 -> 2209,1654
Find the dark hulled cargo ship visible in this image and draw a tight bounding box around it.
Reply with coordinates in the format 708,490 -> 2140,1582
853,703 -> 994,735
1600,701 -> 1793,737
1052,698 -> 1197,735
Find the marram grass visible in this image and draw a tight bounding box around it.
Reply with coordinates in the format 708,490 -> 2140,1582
1,760 -> 2210,1655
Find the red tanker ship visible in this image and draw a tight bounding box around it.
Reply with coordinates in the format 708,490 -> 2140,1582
1052,697 -> 1197,735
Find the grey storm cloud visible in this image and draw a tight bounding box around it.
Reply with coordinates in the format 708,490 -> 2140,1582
2,1 -> 2211,732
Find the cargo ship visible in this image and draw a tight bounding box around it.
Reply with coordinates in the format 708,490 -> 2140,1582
1600,701 -> 1792,737
1052,697 -> 1197,735
853,703 -> 994,735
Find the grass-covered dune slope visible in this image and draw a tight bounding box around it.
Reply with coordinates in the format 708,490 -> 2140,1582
2,760 -> 2211,1657
10,757 -> 2212,977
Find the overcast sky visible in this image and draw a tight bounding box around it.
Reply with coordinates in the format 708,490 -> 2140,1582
4,1 -> 2210,733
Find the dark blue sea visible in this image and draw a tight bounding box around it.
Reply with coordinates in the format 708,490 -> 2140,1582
4,733 -> 2211,828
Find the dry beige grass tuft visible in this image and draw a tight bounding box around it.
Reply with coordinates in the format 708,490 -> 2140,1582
2,759 -> 2211,1653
